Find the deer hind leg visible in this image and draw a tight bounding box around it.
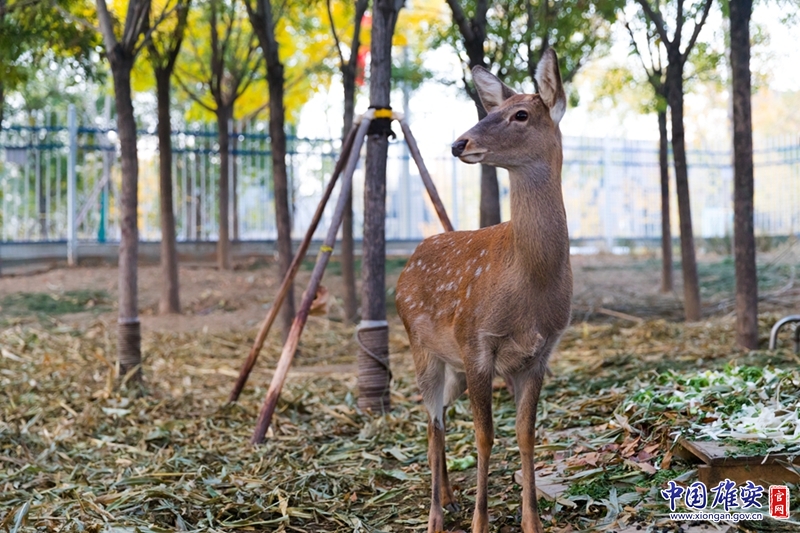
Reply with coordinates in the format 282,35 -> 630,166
440,365 -> 467,513
511,357 -> 550,533
464,358 -> 494,533
415,352 -> 448,533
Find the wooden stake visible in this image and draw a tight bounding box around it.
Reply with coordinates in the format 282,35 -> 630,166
398,118 -> 455,232
228,125 -> 359,403
251,114 -> 372,444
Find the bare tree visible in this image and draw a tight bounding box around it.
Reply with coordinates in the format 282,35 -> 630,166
95,0 -> 154,383
624,19 -> 673,292
445,0 -> 500,227
325,0 -> 368,322
446,0 -> 620,228
178,0 -> 260,270
729,0 -> 758,348
147,0 -> 191,313
243,0 -> 294,339
636,0 -> 713,321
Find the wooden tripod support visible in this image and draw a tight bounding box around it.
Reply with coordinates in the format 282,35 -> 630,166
232,110 -> 453,443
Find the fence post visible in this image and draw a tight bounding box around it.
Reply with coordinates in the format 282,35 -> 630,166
602,137 -> 614,251
67,104 -> 78,266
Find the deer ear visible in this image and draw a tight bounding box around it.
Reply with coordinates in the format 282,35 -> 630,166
471,66 -> 517,113
535,48 -> 566,125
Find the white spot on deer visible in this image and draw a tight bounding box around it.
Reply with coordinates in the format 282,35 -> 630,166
466,284 -> 472,299
475,266 -> 483,277
480,249 -> 487,257
416,259 -> 422,266
486,263 -> 491,272
446,282 -> 455,291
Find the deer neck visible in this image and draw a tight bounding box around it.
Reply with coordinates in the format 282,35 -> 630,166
507,157 -> 569,283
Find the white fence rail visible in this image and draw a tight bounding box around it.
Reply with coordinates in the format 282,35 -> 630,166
1,106 -> 799,253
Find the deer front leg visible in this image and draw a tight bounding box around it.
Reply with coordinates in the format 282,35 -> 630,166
512,361 -> 548,533
465,363 -> 494,533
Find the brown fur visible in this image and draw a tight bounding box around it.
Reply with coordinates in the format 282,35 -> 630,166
396,49 -> 572,533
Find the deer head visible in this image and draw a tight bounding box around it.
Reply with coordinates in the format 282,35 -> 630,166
451,48 -> 566,171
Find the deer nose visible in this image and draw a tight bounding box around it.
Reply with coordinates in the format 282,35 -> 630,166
451,139 -> 468,157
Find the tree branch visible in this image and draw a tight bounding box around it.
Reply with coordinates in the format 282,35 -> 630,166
95,0 -> 119,52
635,0 -> 671,47
626,21 -> 655,80
445,0 -> 475,43
682,0 -> 714,62
325,0 -> 345,68
174,72 -> 218,112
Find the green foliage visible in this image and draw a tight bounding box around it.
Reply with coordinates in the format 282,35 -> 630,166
0,0 -> 101,119
441,0 -> 624,90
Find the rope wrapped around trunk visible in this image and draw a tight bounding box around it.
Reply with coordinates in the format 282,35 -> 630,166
117,320 -> 141,373
356,320 -> 391,413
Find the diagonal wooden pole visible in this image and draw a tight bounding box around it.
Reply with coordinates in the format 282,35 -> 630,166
251,113 -> 373,444
228,126 -> 359,403
398,117 -> 455,232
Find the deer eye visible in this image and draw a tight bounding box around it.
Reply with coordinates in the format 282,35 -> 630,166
514,110 -> 528,121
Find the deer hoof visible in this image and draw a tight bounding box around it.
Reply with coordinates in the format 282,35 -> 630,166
444,501 -> 461,514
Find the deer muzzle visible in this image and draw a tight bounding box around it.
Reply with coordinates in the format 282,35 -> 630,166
451,139 -> 468,156
451,138 -> 487,164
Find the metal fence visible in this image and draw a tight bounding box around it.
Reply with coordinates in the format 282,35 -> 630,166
1,106 -> 799,248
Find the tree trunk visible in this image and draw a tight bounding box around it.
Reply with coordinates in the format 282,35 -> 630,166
666,57 -> 702,321
359,0 -> 400,413
730,0 -> 758,349
217,106 -> 232,270
658,108 -> 673,293
480,165 -> 501,226
155,68 -> 181,313
0,81 -> 4,129
473,95 -> 501,226
232,124 -> 239,241
268,65 -> 295,340
110,53 -> 142,382
341,66 -> 358,322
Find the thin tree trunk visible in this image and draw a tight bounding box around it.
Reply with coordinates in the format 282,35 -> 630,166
730,0 -> 758,349
217,106 -> 232,270
473,93 -> 501,227
666,59 -> 701,321
658,108 -> 673,293
0,81 -> 4,129
111,55 -> 142,381
359,0 -> 400,412
232,124 -> 239,241
480,165 -> 501,226
268,66 -> 295,340
341,67 -> 358,322
156,69 -> 181,313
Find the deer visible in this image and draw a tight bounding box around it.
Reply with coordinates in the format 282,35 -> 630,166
395,48 -> 572,533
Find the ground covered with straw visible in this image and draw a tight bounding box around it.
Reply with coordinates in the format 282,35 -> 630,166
2,250 -> 800,532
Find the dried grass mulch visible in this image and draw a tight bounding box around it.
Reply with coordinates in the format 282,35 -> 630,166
2,313 -> 800,532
